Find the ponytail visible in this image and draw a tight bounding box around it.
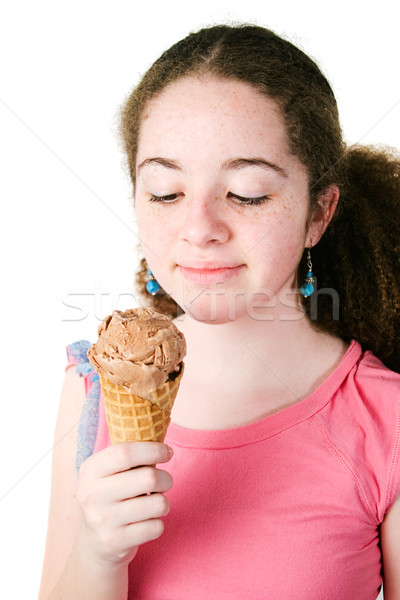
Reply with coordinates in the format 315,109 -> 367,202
310,145 -> 400,373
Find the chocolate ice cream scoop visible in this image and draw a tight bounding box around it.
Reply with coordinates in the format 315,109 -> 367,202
88,307 -> 186,399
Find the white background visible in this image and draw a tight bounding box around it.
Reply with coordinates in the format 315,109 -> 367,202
1,0 -> 398,597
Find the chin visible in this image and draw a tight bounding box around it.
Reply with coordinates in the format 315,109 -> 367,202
184,308 -> 235,325
177,287 -> 251,325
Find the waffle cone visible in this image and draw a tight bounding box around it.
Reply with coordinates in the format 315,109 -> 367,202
99,364 -> 184,443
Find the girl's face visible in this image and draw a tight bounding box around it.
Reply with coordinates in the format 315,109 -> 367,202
135,76 -> 317,324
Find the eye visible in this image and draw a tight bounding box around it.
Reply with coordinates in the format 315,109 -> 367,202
227,192 -> 270,206
148,193 -> 182,203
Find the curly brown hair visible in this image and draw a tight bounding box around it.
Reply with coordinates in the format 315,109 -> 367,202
121,24 -> 400,373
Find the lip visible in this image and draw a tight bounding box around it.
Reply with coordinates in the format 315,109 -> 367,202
177,263 -> 245,284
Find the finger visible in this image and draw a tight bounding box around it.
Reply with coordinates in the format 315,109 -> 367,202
84,442 -> 173,478
103,466 -> 174,502
121,518 -> 166,547
114,493 -> 171,527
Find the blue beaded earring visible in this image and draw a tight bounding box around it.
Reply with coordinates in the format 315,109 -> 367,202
146,270 -> 161,295
299,248 -> 315,297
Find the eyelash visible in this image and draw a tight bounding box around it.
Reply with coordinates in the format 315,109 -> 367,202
149,193 -> 181,203
227,192 -> 270,206
148,193 -> 270,206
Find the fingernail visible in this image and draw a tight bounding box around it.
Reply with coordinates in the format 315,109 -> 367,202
167,445 -> 174,458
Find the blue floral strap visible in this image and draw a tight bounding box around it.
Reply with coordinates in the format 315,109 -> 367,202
66,340 -> 100,472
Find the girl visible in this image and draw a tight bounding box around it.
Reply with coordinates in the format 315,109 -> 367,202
40,24 -> 400,599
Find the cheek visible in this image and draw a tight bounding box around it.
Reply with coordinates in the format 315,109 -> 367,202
135,204 -> 172,261
242,209 -> 306,273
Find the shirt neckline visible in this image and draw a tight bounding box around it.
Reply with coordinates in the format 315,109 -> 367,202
166,339 -> 362,449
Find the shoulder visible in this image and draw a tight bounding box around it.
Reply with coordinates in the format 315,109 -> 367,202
54,338 -> 100,479
326,340 -> 400,433
318,341 -> 400,520
342,341 -> 400,413
355,345 -> 400,388
66,339 -> 95,376
59,363 -> 88,430
56,343 -> 94,464
64,340 -> 101,470
349,345 -> 400,436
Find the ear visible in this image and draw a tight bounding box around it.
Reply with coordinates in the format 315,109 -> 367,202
305,185 -> 339,247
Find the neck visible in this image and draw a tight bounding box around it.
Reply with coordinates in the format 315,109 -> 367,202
172,305 -> 347,430
176,309 -> 326,379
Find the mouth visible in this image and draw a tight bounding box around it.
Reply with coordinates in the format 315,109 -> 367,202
177,263 -> 245,285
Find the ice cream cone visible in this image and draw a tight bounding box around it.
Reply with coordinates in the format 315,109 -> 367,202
99,364 -> 184,443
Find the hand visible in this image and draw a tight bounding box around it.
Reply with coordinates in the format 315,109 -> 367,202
76,442 -> 173,568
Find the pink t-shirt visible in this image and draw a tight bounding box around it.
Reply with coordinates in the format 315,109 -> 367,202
83,340 -> 400,599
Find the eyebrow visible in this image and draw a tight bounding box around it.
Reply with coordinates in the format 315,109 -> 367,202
222,157 -> 288,178
137,156 -> 288,178
137,157 -> 181,173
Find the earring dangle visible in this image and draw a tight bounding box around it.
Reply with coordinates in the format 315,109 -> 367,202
299,248 -> 315,298
146,270 -> 161,295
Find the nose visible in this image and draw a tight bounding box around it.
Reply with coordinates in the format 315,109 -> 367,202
180,193 -> 230,248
